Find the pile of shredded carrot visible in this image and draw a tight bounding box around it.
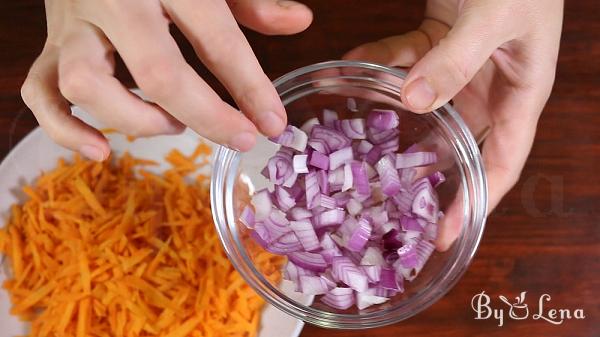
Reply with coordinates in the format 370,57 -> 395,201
0,143 -> 282,337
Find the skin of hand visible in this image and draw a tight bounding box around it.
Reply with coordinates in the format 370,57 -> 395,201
343,0 -> 564,250
21,0 -> 313,160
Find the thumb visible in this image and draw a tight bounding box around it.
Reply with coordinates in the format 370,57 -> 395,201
401,13 -> 505,112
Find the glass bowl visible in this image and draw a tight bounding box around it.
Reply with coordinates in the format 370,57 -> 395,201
211,61 -> 487,329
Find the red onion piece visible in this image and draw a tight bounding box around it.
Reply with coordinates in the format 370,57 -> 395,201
342,163 -> 353,192
267,232 -> 303,254
290,220 -> 320,251
289,207 -> 312,220
293,154 -> 309,173
350,161 -> 371,196
305,171 -> 320,210
340,119 -> 367,139
329,147 -> 354,170
427,171 -> 446,188
347,217 -> 372,252
300,275 -> 331,295
376,156 -> 401,196
366,109 -> 399,131
309,125 -> 351,154
274,185 -> 296,212
332,256 -> 368,292
395,152 -> 438,168
251,188 -> 272,221
309,151 -> 329,170
289,251 -> 328,272
301,117 -> 320,134
322,109 -> 339,127
356,291 -> 389,310
239,205 -> 255,229
321,287 -> 355,310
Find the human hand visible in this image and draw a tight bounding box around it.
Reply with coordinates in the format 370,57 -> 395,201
344,0 -> 563,250
21,0 -> 313,160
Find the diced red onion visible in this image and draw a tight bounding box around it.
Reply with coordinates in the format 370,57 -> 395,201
395,152 -> 438,169
376,156 -> 401,196
269,125 -> 308,152
300,275 -> 331,295
411,178 -> 439,223
356,291 -> 389,310
309,151 -> 329,170
301,117 -> 320,134
346,198 -> 363,216
397,243 -> 418,269
342,163 -> 353,192
251,188 -> 272,221
289,207 -> 312,220
366,109 -> 399,131
332,256 -> 368,292
367,128 -> 399,145
267,149 -> 294,185
347,97 -> 358,112
361,265 -> 382,283
379,268 -> 400,290
340,119 -> 367,139
309,125 -> 351,154
347,217 -> 372,252
350,161 -> 370,196
321,287 -> 355,310
400,214 -> 424,232
289,251 -> 328,272
267,232 -> 303,254
316,170 -> 329,195
427,171 -> 446,188
247,109 -> 447,309
322,109 -> 339,127
274,185 -> 296,212
290,220 -> 320,251
305,171 -> 320,210
318,194 -> 337,209
329,147 -> 354,170
316,208 -> 345,228
360,246 -> 386,266
356,140 -> 374,155
239,205 -> 255,229
293,154 -> 309,173
364,145 -> 382,166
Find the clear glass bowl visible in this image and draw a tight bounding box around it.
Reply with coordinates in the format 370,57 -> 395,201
211,61 -> 487,329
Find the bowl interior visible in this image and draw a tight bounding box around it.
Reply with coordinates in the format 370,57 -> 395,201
213,61 -> 486,328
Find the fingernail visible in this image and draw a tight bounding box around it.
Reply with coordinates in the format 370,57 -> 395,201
405,77 -> 437,110
79,145 -> 106,162
277,0 -> 301,8
229,131 -> 257,152
258,111 -> 286,135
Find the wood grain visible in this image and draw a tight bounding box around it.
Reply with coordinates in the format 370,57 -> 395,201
0,1 -> 598,336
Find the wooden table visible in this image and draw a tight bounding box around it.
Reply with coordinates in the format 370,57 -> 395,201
1,1 -> 598,336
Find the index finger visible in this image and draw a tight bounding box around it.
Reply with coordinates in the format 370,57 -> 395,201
161,0 -> 287,137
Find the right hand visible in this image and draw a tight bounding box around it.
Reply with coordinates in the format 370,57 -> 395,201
21,0 -> 313,160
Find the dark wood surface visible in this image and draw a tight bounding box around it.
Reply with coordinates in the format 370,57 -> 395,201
1,1 -> 598,336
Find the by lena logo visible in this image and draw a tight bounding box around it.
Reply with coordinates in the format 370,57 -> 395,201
471,291 -> 586,327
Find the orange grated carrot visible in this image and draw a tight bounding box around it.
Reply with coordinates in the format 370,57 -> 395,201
0,142 -> 283,337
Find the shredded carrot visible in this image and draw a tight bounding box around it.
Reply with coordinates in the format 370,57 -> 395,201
0,143 -> 283,337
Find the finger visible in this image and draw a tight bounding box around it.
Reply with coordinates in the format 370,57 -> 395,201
90,1 -> 259,151
21,46 -> 110,161
401,9 -> 510,112
227,0 -> 313,35
162,0 -> 287,137
435,97 -> 538,251
58,21 -> 185,137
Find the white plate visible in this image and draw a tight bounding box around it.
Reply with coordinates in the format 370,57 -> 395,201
0,104 -> 304,337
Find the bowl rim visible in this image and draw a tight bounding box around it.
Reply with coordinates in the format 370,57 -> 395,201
211,60 -> 488,329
